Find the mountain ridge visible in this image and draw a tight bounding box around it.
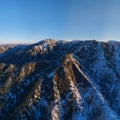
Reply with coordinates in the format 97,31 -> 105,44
0,39 -> 120,120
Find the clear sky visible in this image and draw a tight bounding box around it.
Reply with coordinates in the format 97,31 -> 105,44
0,0 -> 120,43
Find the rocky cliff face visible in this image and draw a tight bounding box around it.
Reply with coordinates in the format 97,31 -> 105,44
0,39 -> 120,120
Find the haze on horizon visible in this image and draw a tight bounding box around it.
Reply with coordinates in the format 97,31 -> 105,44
0,0 -> 120,43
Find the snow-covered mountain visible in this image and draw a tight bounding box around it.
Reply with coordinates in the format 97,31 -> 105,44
0,39 -> 120,120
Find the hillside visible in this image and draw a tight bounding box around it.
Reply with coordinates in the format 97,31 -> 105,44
0,39 -> 120,120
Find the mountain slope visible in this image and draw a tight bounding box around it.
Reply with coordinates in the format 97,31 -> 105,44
0,39 -> 120,120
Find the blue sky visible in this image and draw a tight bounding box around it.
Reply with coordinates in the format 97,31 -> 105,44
0,0 -> 120,43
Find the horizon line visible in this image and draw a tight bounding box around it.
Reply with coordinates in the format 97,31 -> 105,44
0,38 -> 120,44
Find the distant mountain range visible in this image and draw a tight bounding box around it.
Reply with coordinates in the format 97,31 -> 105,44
0,39 -> 120,120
